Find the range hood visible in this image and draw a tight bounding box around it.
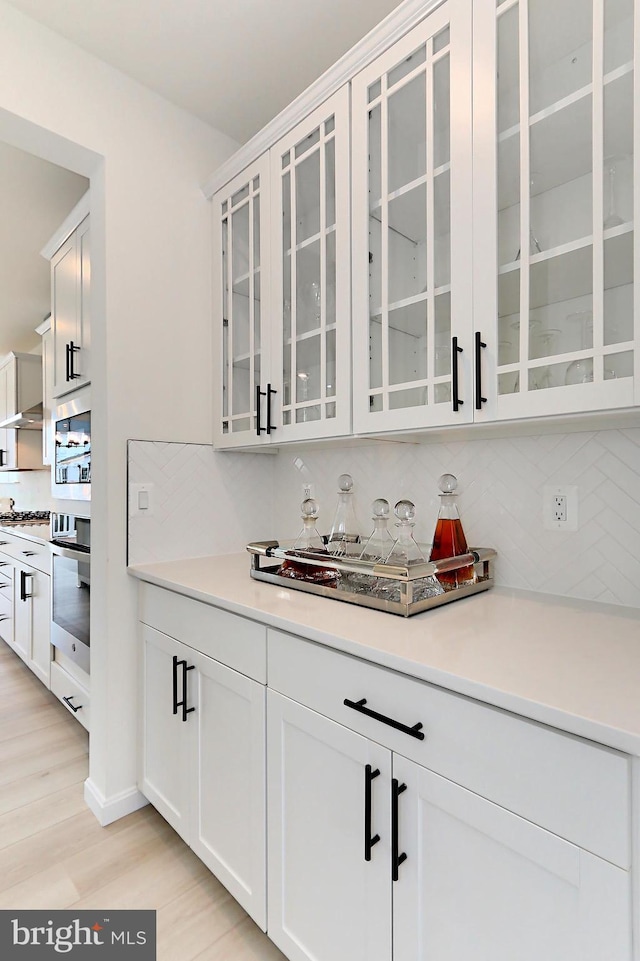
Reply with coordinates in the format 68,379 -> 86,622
0,404 -> 43,429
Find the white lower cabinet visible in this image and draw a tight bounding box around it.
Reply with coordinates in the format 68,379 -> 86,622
393,757 -> 632,961
140,621 -> 267,930
138,586 -> 633,961
267,691 -> 391,961
0,550 -> 51,688
267,629 -> 633,961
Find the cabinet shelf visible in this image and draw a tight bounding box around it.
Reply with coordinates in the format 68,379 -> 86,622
498,64 -> 633,213
499,226 -> 633,317
284,224 -> 336,258
231,268 -> 261,299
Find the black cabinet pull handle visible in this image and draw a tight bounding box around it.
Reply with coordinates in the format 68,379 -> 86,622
392,778 -> 407,881
364,764 -> 381,862
65,343 -> 70,382
0,449 -> 4,467
475,331 -> 487,409
177,661 -> 195,722
173,656 -> 195,720
172,654 -> 179,715
256,384 -> 266,436
19,570 -> 32,602
69,341 -> 80,379
452,336 -> 463,412
344,698 -> 425,740
266,383 -> 277,434
63,695 -> 82,713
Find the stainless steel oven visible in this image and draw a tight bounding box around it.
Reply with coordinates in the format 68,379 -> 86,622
52,387 -> 91,501
50,514 -> 90,673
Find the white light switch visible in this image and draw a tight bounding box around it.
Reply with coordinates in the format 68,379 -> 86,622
131,483 -> 154,516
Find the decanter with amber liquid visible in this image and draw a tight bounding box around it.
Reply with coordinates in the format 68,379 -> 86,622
278,498 -> 338,587
429,474 -> 476,590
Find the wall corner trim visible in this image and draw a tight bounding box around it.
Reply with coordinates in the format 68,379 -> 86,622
84,778 -> 149,827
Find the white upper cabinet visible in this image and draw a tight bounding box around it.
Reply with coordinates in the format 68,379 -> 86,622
352,0 -> 474,434
209,0 -> 639,445
213,88 -> 351,448
213,155 -> 272,448
474,0 -> 639,421
49,214 -> 91,399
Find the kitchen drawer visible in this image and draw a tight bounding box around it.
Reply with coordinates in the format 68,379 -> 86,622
50,660 -> 90,731
0,607 -> 13,646
0,539 -> 51,574
268,628 -> 630,868
139,583 -> 266,683
0,588 -> 12,616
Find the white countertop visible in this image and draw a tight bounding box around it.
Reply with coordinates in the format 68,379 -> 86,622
129,552 -> 640,756
0,523 -> 50,545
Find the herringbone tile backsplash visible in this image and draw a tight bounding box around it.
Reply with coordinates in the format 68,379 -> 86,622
128,428 -> 640,608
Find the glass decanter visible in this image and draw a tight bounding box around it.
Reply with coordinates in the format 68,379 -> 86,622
378,500 -> 443,603
359,498 -> 396,561
429,474 -> 475,590
278,498 -> 338,587
327,473 -> 360,557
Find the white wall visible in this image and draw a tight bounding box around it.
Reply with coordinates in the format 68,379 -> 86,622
0,0 -> 238,822
127,427 -> 640,610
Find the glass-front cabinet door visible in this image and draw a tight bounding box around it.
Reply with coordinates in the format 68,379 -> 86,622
352,0 -> 474,434
212,156 -> 271,448
474,0 -> 639,421
269,87 -> 351,441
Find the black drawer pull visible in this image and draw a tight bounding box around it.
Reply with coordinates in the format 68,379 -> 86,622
344,698 -> 425,740
364,764 -> 381,862
392,778 -> 407,881
63,695 -> 82,713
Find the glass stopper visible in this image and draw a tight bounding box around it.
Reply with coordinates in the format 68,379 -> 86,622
338,473 -> 353,492
371,498 -> 390,519
394,499 -> 416,522
438,473 -> 458,494
301,497 -> 319,519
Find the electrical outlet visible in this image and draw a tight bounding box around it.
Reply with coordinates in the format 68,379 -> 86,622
302,482 -> 315,501
543,485 -> 578,531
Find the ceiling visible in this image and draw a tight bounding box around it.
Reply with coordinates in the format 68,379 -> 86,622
5,0 -> 403,144
1,0 -> 402,360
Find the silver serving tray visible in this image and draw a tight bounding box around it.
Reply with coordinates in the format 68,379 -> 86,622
247,541 -> 497,617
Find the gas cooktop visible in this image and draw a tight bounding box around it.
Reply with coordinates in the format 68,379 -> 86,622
0,510 -> 51,526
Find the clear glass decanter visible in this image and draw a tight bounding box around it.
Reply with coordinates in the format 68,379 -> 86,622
429,474 -> 475,590
378,500 -> 443,602
278,498 -> 338,586
359,498 -> 396,561
327,473 -> 360,557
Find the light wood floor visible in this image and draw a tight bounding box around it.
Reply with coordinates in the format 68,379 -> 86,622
0,641 -> 286,961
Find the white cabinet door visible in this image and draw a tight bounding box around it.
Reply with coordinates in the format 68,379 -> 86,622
474,0 -> 639,422
140,625 -> 195,840
269,86 -> 352,442
27,567 -> 50,688
393,755 -> 632,961
50,217 -> 91,399
12,564 -> 31,664
267,691 -> 391,961
352,0 -> 474,434
213,156 -> 272,449
191,650 -> 267,930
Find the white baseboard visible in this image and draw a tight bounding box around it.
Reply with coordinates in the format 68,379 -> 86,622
84,778 -> 148,826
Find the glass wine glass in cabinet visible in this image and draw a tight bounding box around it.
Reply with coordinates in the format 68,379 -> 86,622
270,87 -> 351,441
351,0 -> 475,434
475,0 -> 638,420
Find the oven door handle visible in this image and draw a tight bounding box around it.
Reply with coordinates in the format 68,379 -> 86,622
51,544 -> 91,565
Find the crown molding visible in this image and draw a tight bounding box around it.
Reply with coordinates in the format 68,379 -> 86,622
202,0 -> 444,198
40,190 -> 90,260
